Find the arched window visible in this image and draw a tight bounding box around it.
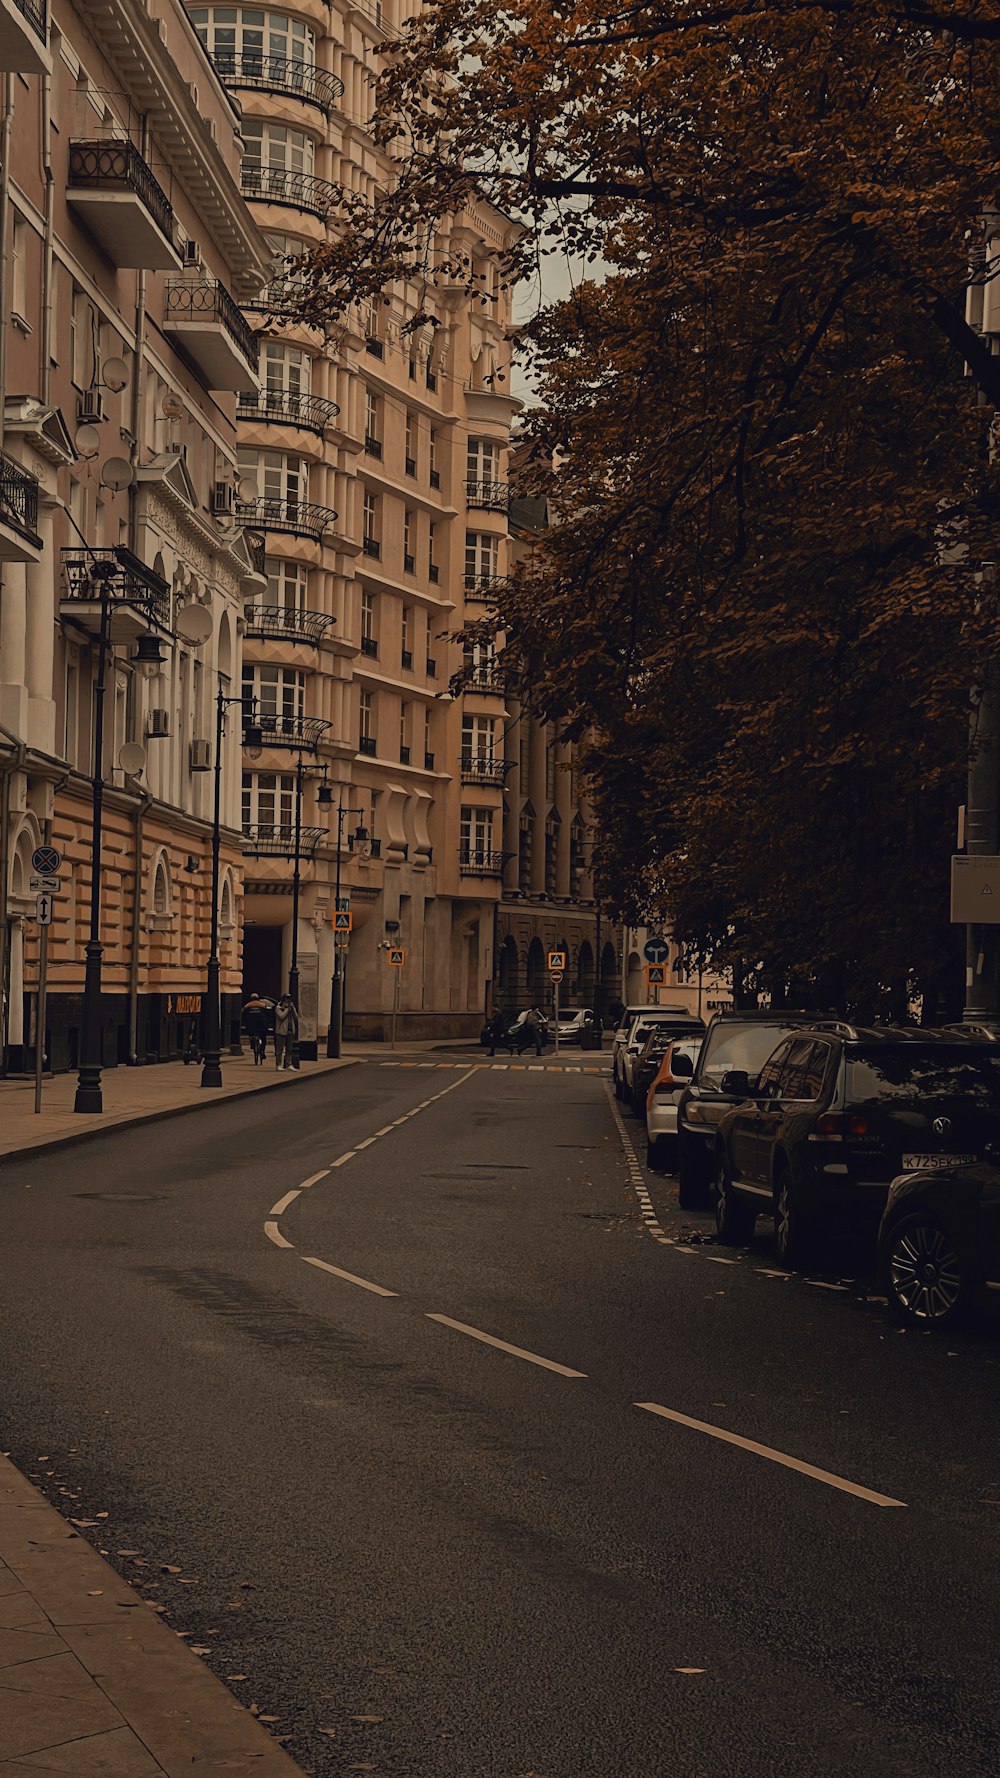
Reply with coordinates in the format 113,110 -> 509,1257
220,872 -> 235,932
150,851 -> 173,928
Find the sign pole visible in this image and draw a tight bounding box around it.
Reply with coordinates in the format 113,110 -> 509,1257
554,977 -> 559,1057
34,920 -> 48,1115
391,965 -> 399,1051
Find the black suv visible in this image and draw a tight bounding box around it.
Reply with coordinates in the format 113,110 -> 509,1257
712,1026 -> 1000,1265
676,1011 -> 842,1208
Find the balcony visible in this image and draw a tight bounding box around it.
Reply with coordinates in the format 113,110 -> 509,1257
210,51 -> 344,116
241,163 -> 338,220
461,754 -> 508,787
68,140 -> 179,269
242,824 -> 327,858
242,604 -> 335,646
255,712 -> 330,752
465,664 -> 506,694
236,496 -> 338,542
466,479 -> 510,513
459,847 -> 505,878
0,0 -> 49,72
0,453 -> 41,561
358,735 -> 377,757
464,572 -> 510,603
164,280 -> 259,390
237,388 -> 341,435
60,547 -> 170,640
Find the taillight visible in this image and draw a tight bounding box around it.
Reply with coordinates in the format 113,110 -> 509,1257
812,1112 -> 869,1139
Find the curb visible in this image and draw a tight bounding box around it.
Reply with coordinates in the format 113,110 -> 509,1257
0,1058 -> 359,1165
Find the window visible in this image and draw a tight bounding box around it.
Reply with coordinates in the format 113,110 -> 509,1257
428,521 -> 439,583
399,701 -> 410,763
242,664 -> 305,723
364,390 -> 382,457
265,557 -> 308,614
239,448 -> 308,510
465,530 -> 499,587
754,1041 -> 796,1099
152,855 -> 171,919
63,652 -> 78,765
242,770 -> 296,831
519,814 -> 531,889
11,215 -> 26,322
189,9 -> 316,70
467,437 -> 501,483
362,490 -> 380,557
405,411 -> 417,476
429,427 -> 440,489
263,342 -> 310,395
262,234 -> 308,309
363,296 -> 383,356
545,735 -> 556,799
518,719 -> 529,781
241,119 -> 314,175
360,591 -> 377,656
401,604 -> 412,668
403,509 -> 415,573
545,814 -> 558,894
424,706 -> 433,770
460,806 -> 493,859
462,714 -> 494,764
359,688 -> 375,754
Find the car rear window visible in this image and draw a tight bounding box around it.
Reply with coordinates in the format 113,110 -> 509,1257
699,1022 -> 816,1083
847,1047 -> 1000,1103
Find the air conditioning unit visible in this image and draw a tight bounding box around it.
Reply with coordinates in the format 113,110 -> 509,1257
148,708 -> 171,739
77,389 -> 104,423
212,480 -> 236,516
190,738 -> 211,771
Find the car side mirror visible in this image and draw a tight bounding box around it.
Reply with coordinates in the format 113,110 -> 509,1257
670,1053 -> 694,1079
720,1068 -> 752,1096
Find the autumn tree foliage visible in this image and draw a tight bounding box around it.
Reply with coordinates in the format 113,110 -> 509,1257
287,1 -> 1000,1013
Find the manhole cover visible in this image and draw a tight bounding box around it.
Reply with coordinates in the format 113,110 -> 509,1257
74,1192 -> 165,1203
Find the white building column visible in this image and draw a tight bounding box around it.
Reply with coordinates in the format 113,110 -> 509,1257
25,495 -> 58,753
0,564 -> 28,735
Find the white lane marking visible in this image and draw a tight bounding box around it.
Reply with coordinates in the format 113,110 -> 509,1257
299,1170 -> 331,1190
374,1126 -> 394,1137
703,1254 -> 739,1266
605,1085 -> 676,1246
332,1152 -> 356,1167
426,1313 -> 587,1378
269,1189 -> 301,1216
635,1402 -> 906,1508
264,1220 -> 292,1249
303,1256 -> 398,1298
355,1137 -> 377,1150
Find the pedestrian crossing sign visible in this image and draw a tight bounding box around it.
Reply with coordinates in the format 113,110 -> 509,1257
388,947 -> 405,966
646,963 -> 667,985
547,950 -> 566,970
333,910 -> 353,932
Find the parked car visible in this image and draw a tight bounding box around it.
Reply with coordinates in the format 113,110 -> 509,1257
555,1007 -> 597,1044
711,1026 -> 1000,1266
645,1036 -> 703,1170
506,1009 -> 552,1052
877,1161 -> 1000,1327
612,1005 -> 704,1096
677,1011 -> 842,1208
624,1027 -> 676,1112
619,1020 -> 685,1106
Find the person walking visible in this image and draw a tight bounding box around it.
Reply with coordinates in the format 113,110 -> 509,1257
274,993 -> 299,1070
242,992 -> 269,1066
485,1010 -> 506,1057
523,1004 -> 545,1057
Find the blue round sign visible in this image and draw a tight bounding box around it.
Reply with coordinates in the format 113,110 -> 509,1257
643,935 -> 669,965
32,845 -> 61,876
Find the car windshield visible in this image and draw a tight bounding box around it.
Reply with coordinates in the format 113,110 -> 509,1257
847,1047 -> 1000,1104
631,1025 -> 657,1049
699,1021 -> 812,1083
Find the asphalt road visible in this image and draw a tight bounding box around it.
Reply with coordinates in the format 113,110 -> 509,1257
3,1054 -> 1000,1777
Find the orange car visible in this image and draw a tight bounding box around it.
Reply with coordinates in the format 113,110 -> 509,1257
645,1036 -> 704,1170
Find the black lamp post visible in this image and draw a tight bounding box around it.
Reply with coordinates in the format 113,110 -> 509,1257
322,788 -> 367,1058
200,685 -> 262,1087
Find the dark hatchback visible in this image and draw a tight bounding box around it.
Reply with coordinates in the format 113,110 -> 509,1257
877,1161 -> 1000,1327
712,1027 -> 1000,1266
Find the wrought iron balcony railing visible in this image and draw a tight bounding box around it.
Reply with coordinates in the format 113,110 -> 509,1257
68,140 -> 175,244
243,531 -> 267,576
0,452 -> 40,545
464,572 -> 511,602
360,636 -> 378,657
14,0 -> 45,42
459,847 -> 506,877
358,735 -> 377,756
237,388 -> 341,434
242,824 -> 327,858
254,712 -> 330,751
242,604 -> 335,646
236,496 -> 338,541
460,754 -> 508,786
61,546 -> 169,623
465,664 -> 506,693
210,51 -> 344,114
240,163 -> 339,219
165,279 -> 259,372
465,479 -> 510,512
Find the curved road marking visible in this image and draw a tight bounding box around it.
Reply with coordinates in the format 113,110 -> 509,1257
635,1402 -> 906,1508
269,1189 -> 301,1216
264,1220 -> 292,1249
304,1256 -> 398,1298
427,1313 -> 587,1378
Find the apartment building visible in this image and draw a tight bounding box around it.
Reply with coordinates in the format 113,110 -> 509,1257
0,0 -> 268,1072
188,0 -> 523,1043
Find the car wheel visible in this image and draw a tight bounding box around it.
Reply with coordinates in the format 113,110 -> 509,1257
884,1213 -> 969,1328
646,1135 -> 664,1170
773,1166 -> 811,1269
677,1135 -> 709,1209
713,1150 -> 756,1244
614,1066 -> 623,1100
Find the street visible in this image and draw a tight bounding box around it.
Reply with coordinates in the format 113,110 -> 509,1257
2,1058 -> 1000,1777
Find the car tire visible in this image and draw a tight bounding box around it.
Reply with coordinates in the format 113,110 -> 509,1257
773,1165 -> 812,1269
713,1150 -> 756,1244
883,1212 -> 970,1328
677,1138 -> 710,1210
614,1067 -> 623,1100
646,1135 -> 675,1172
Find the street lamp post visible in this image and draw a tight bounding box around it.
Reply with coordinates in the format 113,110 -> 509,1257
288,750 -> 305,1069
324,794 -> 366,1058
200,686 -> 262,1088
74,588 -> 113,1114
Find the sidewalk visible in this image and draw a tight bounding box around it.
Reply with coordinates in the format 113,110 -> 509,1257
0,1454 -> 309,1776
0,1052 -> 355,1162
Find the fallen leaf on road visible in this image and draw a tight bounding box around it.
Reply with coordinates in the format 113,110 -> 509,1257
259,1714 -> 280,1723
70,1519 -> 99,1528
191,1646 -> 213,1655
117,1549 -> 142,1557
224,1674 -> 248,1681
86,1590 -> 103,1597
96,1511 -> 109,1518
674,1667 -> 705,1674
161,1564 -> 182,1574
352,1715 -> 383,1723
178,1577 -> 199,1584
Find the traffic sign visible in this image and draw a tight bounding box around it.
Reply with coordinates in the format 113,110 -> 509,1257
547,949 -> 566,971
35,892 -> 53,927
549,968 -> 564,983
30,875 -> 59,893
388,947 -> 405,967
646,962 -> 667,986
333,910 -> 353,932
31,845 -> 61,876
643,935 -> 669,965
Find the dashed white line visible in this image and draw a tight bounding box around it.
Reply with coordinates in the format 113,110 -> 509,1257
426,1313 -> 588,1378
303,1256 -> 398,1298
299,1170 -> 330,1190
264,1220 -> 292,1250
269,1189 -> 301,1217
635,1402 -> 906,1508
331,1152 -> 356,1167
355,1136 -> 377,1150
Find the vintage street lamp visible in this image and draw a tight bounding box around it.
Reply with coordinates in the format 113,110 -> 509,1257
200,688 -> 261,1088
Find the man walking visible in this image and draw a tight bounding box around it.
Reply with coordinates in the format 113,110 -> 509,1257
242,992 -> 269,1065
274,993 -> 299,1070
523,1004 -> 545,1057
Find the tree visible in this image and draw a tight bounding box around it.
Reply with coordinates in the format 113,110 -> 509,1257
282,1 -> 1000,1009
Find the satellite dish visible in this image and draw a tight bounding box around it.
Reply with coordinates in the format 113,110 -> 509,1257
162,393 -> 185,421
75,424 -> 100,460
118,741 -> 146,778
175,603 -> 213,644
103,356 -> 128,393
237,473 -> 258,501
100,456 -> 134,492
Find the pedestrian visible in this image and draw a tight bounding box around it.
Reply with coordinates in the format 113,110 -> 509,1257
608,996 -> 625,1030
274,993 -> 299,1070
485,1010 -> 505,1057
523,1004 -> 545,1056
242,992 -> 269,1065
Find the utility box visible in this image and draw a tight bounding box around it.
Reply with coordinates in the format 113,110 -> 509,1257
951,855 -> 1000,923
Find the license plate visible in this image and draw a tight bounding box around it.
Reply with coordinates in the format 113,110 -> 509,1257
901,1153 -> 977,1171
